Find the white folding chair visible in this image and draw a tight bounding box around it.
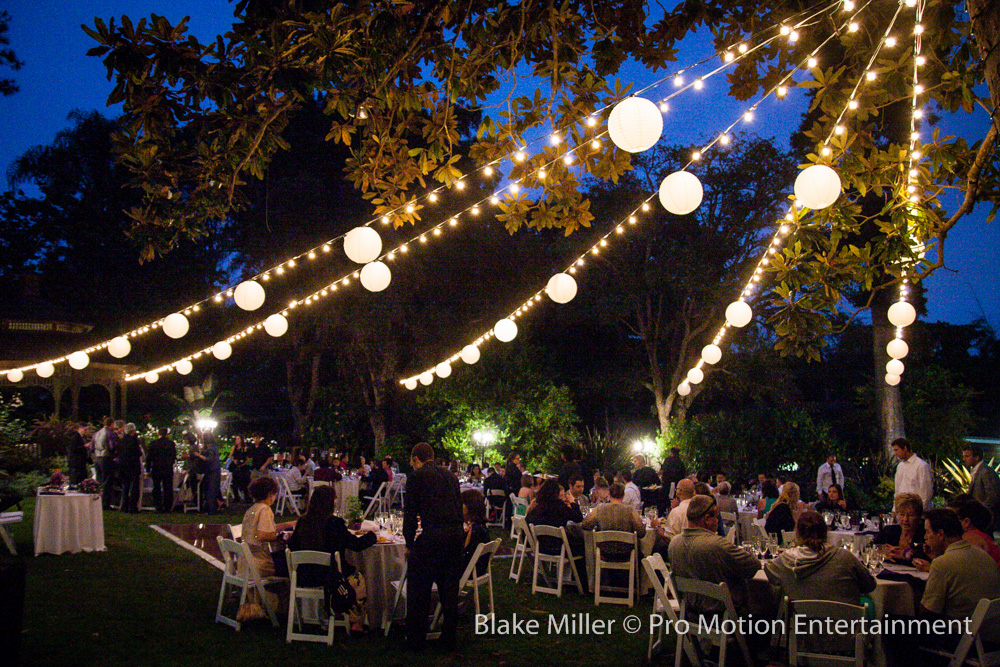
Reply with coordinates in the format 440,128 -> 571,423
171,473 -> 186,511
509,516 -> 535,583
183,472 -> 202,513
0,511 -> 23,555
593,530 -> 638,607
486,490 -> 506,528
229,523 -> 242,541
781,530 -> 797,546
641,554 -> 689,662
220,472 -> 233,504
920,597 -> 1000,667
215,537 -> 280,630
307,478 -> 330,502
384,561 -> 408,637
431,538 -> 502,629
363,482 -> 388,519
275,475 -> 305,517
671,575 -> 754,667
788,599 -> 868,667
509,494 -> 528,539
529,524 -> 583,598
720,511 -> 738,542
286,550 -> 350,644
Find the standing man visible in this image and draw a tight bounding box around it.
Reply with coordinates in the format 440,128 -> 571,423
249,434 -> 272,480
659,448 -> 687,514
893,438 -> 934,510
963,444 -> 1000,533
147,428 -> 177,513
67,423 -> 90,487
815,452 -> 845,501
119,423 -> 144,513
403,442 -> 463,652
91,417 -> 119,510
557,445 -> 582,491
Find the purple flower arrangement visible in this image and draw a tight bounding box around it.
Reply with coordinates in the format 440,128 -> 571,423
79,478 -> 101,494
48,471 -> 65,488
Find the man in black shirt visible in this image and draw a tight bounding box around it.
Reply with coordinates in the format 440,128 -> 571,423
403,442 -> 463,651
361,457 -> 391,506
249,435 -> 272,478
557,444 -> 582,491
146,428 -> 177,512
67,423 -> 91,486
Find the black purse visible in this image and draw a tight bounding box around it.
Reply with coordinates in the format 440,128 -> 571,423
324,560 -> 356,614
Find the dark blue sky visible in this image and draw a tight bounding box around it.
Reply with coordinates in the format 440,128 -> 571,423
2,0 -> 997,327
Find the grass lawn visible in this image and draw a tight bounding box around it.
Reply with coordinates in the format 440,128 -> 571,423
6,499 -> 662,667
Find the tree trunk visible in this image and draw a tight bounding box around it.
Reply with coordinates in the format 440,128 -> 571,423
872,291 -> 905,456
969,0 -> 1000,113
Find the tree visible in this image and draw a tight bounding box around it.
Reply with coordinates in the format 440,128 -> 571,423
0,11 -> 23,96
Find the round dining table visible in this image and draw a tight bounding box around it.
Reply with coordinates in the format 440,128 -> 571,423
33,490 -> 105,556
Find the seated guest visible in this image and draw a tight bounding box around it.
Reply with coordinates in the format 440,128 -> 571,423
620,470 -> 642,513
468,464 -> 484,483
764,486 -> 800,542
657,479 -> 695,543
757,479 -> 780,518
944,494 -> 1000,569
518,473 -> 536,502
357,455 -> 371,476
765,511 -> 876,605
361,457 -> 392,503
287,485 -> 376,633
590,476 -> 610,504
483,463 -> 506,509
919,508 -> 1000,620
337,453 -> 350,471
814,483 -> 848,512
302,451 -> 317,477
580,482 -> 645,560
874,492 -> 927,564
632,454 -> 660,488
693,481 -> 712,497
242,477 -> 297,577
566,475 -> 587,506
460,489 -> 491,575
314,459 -> 343,482
525,479 -> 583,557
668,495 -> 761,616
715,482 -> 739,516
286,456 -> 309,495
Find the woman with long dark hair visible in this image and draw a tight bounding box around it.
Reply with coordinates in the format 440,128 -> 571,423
525,479 -> 584,559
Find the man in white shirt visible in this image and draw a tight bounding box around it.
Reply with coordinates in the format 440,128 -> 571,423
658,479 -> 695,541
815,453 -> 844,499
621,470 -> 642,512
893,438 -> 933,510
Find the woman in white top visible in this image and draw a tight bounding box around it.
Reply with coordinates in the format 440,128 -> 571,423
241,477 -> 296,576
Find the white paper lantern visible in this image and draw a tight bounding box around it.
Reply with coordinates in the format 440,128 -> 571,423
6,369 -> 23,383
886,338 -> 909,360
68,351 -> 90,370
677,382 -> 691,397
175,359 -> 193,375
264,314 -> 288,337
460,345 -> 481,365
145,372 -> 159,384
886,359 -> 905,376
404,378 -> 418,391
546,273 -> 578,304
659,171 -> 704,215
887,302 -> 916,328
36,362 -> 55,378
360,261 -> 392,292
794,164 -> 842,210
108,336 -> 131,359
344,227 -> 383,264
163,313 -> 189,339
885,373 -> 901,386
607,97 -> 663,153
494,318 -> 518,343
435,362 -> 453,378
419,372 -> 434,386
687,367 -> 705,384
234,280 -> 266,311
725,301 -> 754,328
701,344 -> 723,365
212,341 -> 233,360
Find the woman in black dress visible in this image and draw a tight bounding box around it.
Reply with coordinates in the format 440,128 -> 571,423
460,489 -> 490,576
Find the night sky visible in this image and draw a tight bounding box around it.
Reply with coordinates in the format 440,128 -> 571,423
2,0 -> 997,327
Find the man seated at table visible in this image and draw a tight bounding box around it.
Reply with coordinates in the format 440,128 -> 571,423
566,475 -> 587,507
655,479 -> 695,548
715,482 -> 739,517
619,470 -> 642,513
313,458 -> 343,482
580,482 -> 645,561
668,495 -> 761,617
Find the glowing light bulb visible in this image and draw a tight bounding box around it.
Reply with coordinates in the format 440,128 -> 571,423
885,36 -> 897,47
719,134 -> 730,145
381,215 -> 390,224
822,146 -> 832,156
694,79 -> 704,90
490,195 -> 499,205
322,244 -> 330,252
563,155 -> 574,165
471,206 -> 480,215
642,202 -> 651,211
450,217 -> 458,226
691,150 -> 701,161
780,25 -> 790,35
586,116 -> 597,127
912,150 -> 921,159
913,109 -> 924,118
659,101 -> 670,113
673,75 -> 684,87
911,131 -> 920,140
511,183 -> 521,194
777,86 -> 788,97
866,71 -> 876,81
591,139 -> 601,149
848,22 -> 859,32
789,30 -> 799,42
514,151 -> 526,162
455,180 -> 465,190
744,111 -> 754,122
914,24 -> 923,35
287,260 -> 296,268
433,227 -> 442,236
429,192 -> 439,202
406,203 -> 415,213
550,133 -> 561,145
738,43 -> 748,54
724,52 -> 734,63
537,168 -> 546,178
808,57 -> 818,68
308,251 -> 316,259
844,0 -> 854,9
916,55 -> 926,66
915,84 -> 924,94
835,125 -> 845,135
848,99 -> 858,109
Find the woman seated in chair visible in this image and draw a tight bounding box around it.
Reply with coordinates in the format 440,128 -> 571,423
814,483 -> 848,512
874,492 -> 927,564
517,473 -> 536,502
765,482 -> 807,542
525,479 -> 584,562
241,477 -> 297,577
461,489 -> 491,575
579,482 -> 645,561
287,485 -> 376,634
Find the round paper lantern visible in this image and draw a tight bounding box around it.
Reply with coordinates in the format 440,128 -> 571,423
887,302 -> 916,328
175,359 -> 193,375
546,273 -> 578,304
460,345 -> 481,365
794,164 -> 842,210
607,97 -> 663,153
162,313 -> 189,339
264,314 -> 288,337
344,227 -> 382,264
212,341 -> 233,360
360,261 -> 392,292
725,301 -> 754,328
36,362 -> 55,378
108,336 -> 131,358
886,338 -> 909,360
404,378 -> 418,391
677,382 -> 691,397
435,362 -> 453,378
886,359 -> 905,376
701,344 -> 723,365
234,280 -> 266,311
6,369 -> 23,383
145,372 -> 159,384
419,372 -> 434,386
885,373 -> 901,386
494,318 -> 518,343
659,171 -> 704,215
68,351 -> 90,370
687,367 -> 705,384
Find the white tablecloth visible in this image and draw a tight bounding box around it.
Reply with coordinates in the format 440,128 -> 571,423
346,533 -> 407,627
336,479 -> 360,514
34,491 -> 105,556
